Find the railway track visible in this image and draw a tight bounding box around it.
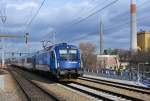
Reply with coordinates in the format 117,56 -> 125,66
61,81 -> 131,101
9,66 -> 150,101
65,81 -> 139,101
69,78 -> 150,101
79,77 -> 150,95
9,68 -> 59,101
13,66 -> 122,101
9,66 -> 99,101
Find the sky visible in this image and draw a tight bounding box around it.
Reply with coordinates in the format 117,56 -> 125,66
0,0 -> 150,54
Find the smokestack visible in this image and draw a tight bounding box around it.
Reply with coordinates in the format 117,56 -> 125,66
130,0 -> 137,53
100,17 -> 103,55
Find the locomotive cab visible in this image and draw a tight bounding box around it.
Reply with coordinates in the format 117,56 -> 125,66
52,44 -> 83,78
59,49 -> 82,76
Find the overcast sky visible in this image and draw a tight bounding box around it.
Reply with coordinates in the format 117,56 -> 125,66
0,0 -> 150,54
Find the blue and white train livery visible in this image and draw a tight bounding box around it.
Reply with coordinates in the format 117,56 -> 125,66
14,43 -> 83,79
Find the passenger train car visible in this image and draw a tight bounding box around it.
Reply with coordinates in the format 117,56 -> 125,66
13,43 -> 83,79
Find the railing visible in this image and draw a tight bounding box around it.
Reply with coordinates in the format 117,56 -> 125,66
83,68 -> 137,81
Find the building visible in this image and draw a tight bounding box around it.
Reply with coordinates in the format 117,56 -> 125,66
137,31 -> 150,51
96,55 -> 120,70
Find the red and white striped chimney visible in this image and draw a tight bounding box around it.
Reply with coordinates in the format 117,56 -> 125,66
130,0 -> 137,53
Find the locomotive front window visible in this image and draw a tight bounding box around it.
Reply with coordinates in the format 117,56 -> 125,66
68,49 -> 77,61
59,49 -> 78,61
59,49 -> 68,60
69,50 -> 77,54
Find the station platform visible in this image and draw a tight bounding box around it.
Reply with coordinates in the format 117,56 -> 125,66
83,74 -> 147,87
0,68 -> 27,101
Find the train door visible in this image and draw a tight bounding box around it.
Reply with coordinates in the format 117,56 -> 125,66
50,51 -> 56,72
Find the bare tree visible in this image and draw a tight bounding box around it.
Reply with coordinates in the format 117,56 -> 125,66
79,42 -> 96,69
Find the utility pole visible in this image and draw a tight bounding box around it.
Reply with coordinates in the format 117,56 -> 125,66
130,0 -> 137,54
100,17 -> 103,55
1,38 -> 5,67
0,15 -> 7,68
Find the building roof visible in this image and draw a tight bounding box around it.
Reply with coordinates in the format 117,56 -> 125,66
137,31 -> 150,35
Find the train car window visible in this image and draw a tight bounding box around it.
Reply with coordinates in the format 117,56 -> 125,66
27,58 -> 32,63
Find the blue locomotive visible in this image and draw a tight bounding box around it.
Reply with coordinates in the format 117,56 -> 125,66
14,43 -> 83,79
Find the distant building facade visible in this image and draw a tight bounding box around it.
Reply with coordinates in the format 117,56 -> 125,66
137,31 -> 150,51
96,55 -> 120,70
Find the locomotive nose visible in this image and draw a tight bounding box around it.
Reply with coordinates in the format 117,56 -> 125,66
59,61 -> 83,76
59,61 -> 80,70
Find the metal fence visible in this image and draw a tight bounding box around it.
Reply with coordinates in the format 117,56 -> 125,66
83,68 -> 137,81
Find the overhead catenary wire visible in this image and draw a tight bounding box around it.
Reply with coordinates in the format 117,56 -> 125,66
23,5 -> 34,33
59,0 -> 119,42
58,0 -> 119,34
71,0 -> 119,26
70,0 -> 110,24
69,0 -> 150,34
110,0 -> 150,22
25,0 -> 46,31
60,0 -> 150,43
95,0 -> 150,34
65,14 -> 150,43
98,1 -> 150,34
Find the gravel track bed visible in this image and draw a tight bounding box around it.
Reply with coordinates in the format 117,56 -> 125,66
62,82 -> 123,101
10,69 -> 58,101
79,77 -> 150,94
0,89 -> 21,101
72,79 -> 150,101
10,67 -> 98,101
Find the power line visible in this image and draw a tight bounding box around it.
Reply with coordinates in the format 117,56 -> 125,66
70,0 -> 110,24
65,14 -> 150,43
71,0 -> 119,25
110,0 -> 150,22
104,13 -> 150,32
44,0 -> 112,43
42,0 -> 119,43
23,5 -> 34,33
67,0 -> 150,34
25,0 -> 46,30
60,0 -> 119,41
102,1 -> 150,32
61,0 -> 150,43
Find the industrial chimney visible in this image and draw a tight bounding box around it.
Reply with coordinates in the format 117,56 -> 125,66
100,18 -> 103,55
130,0 -> 137,53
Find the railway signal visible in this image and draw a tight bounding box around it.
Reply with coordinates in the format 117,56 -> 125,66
0,33 -> 29,68
25,33 -> 29,45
